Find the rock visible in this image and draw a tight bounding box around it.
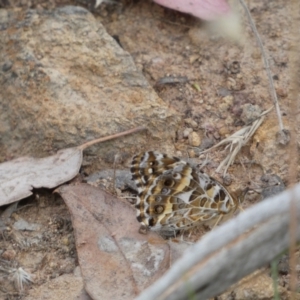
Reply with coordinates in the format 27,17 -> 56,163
218,126 -> 230,137
0,7 -> 180,169
223,95 -> 234,106
184,118 -> 198,128
188,132 -> 201,147
199,137 -> 214,150
260,174 -> 285,199
240,104 -> 262,124
13,218 -> 41,231
1,249 -> 17,260
222,174 -> 232,186
187,149 -> 196,158
183,127 -> 193,138
176,129 -> 184,140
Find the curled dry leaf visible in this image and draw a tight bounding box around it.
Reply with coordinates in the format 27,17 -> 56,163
0,148 -> 82,206
0,126 -> 145,207
57,184 -> 186,300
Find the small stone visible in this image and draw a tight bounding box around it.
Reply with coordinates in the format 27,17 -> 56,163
276,87 -> 288,98
175,151 -> 183,157
219,102 -> 230,114
240,104 -> 262,124
176,129 -> 184,140
218,127 -> 230,137
261,174 -> 285,199
225,116 -> 234,126
199,137 -> 214,150
1,249 -> 16,260
227,77 -> 236,90
217,87 -> 231,97
62,236 -> 69,246
183,127 -> 193,138
223,95 -> 234,106
2,60 -> 13,72
188,132 -> 201,147
275,129 -> 290,146
222,174 -> 232,186
184,118 -> 198,128
278,254 -> 289,275
225,60 -> 240,74
187,149 -> 196,158
189,54 -> 200,64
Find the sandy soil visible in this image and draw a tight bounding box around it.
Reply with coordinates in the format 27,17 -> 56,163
0,0 -> 298,299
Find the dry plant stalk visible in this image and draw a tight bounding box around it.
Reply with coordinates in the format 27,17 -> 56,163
239,0 -> 284,131
78,126 -> 146,150
199,110 -> 269,175
200,0 -> 287,175
287,0 -> 300,297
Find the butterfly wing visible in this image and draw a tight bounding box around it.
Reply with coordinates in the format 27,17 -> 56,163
131,151 -> 237,233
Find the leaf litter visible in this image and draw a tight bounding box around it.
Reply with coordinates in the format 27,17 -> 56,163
57,184 -> 189,300
0,126 -> 145,207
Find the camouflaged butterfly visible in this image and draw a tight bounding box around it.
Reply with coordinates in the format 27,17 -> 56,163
130,151 -> 240,234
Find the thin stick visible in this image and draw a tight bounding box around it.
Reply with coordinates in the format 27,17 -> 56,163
239,0 -> 284,131
287,1 -> 300,297
78,126 -> 146,150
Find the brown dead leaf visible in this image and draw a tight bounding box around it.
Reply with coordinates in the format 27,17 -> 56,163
57,184 -> 171,300
0,148 -> 82,206
0,126 -> 145,207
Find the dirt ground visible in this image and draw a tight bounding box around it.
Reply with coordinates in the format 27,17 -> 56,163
0,0 -> 299,299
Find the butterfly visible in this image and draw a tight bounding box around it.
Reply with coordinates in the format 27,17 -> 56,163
130,151 -> 240,234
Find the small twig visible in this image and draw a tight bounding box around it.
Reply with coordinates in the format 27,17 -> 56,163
78,126 -> 146,150
287,1 -> 300,297
239,0 -> 284,131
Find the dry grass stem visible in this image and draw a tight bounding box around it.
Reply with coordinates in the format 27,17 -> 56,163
199,110 -> 267,175
239,0 -> 284,131
287,1 -> 300,297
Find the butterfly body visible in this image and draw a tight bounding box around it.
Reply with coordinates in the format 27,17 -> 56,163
131,151 -> 238,233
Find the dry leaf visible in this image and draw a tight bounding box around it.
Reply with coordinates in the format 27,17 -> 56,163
0,148 -> 82,206
0,126 -> 145,207
57,184 -> 175,300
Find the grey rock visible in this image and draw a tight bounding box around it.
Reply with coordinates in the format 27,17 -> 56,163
261,174 -> 285,199
0,7 -> 180,168
13,218 -> 41,231
240,104 -> 262,124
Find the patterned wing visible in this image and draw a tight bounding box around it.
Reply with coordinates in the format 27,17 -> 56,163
130,151 -> 238,233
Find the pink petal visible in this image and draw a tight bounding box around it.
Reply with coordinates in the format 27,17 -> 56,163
154,0 -> 231,20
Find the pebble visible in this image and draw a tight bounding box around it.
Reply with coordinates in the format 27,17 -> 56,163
188,132 -> 201,147
223,95 -> 234,106
219,126 -> 230,137
183,127 -> 193,138
188,149 -> 196,158
1,249 -> 16,260
184,118 -> 198,128
222,174 -> 232,186
175,151 -> 183,157
176,129 -> 184,140
199,137 -> 214,150
240,104 -> 262,124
